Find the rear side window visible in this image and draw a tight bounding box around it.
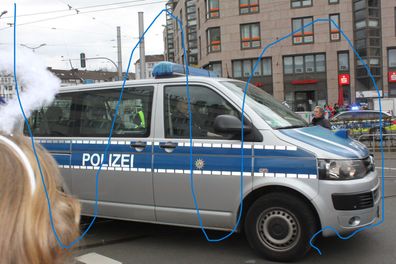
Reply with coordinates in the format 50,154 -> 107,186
75,86 -> 154,137
164,85 -> 240,139
336,112 -> 353,121
26,94 -> 74,137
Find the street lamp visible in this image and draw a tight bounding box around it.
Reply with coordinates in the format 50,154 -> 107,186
20,43 -> 47,52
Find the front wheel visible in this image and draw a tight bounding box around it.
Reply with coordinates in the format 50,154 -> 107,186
244,193 -> 317,262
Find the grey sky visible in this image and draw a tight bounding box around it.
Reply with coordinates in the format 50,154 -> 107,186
0,0 -> 167,73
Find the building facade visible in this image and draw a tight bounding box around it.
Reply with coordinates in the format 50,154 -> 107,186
0,73 -> 15,101
0,69 -> 135,102
164,0 -> 396,111
135,54 -> 165,79
48,68 -> 134,87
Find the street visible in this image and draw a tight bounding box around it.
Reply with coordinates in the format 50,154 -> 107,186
74,152 -> 396,264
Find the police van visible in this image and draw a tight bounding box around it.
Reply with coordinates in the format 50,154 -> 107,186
26,62 -> 380,262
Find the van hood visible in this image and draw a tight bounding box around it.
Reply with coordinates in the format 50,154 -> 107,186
279,126 -> 369,159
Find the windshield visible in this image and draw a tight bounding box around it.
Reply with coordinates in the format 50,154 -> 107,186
221,81 -> 307,129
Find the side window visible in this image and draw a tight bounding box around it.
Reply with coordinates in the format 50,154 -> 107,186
164,85 -> 239,139
368,112 -> 381,120
337,113 -> 352,121
76,86 -> 153,137
27,94 -> 74,137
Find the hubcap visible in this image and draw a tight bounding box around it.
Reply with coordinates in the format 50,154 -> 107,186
257,208 -> 300,252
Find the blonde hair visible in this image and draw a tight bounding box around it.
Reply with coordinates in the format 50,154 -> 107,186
0,135 -> 80,264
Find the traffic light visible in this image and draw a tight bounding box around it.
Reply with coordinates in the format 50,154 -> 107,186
80,53 -> 86,68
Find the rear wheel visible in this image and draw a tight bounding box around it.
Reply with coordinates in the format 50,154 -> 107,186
244,193 -> 317,262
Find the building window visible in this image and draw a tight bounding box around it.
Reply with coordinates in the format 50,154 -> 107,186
316,54 -> 326,72
262,58 -> 272,76
284,57 -> 293,74
207,27 -> 221,53
291,0 -> 312,8
203,61 -> 222,76
389,48 -> 396,68
292,17 -> 314,44
329,0 -> 339,4
232,58 -> 272,78
240,0 -> 259,14
338,51 -> 349,71
206,0 -> 219,19
233,61 -> 242,78
329,14 -> 340,41
283,54 -> 326,74
240,23 -> 261,49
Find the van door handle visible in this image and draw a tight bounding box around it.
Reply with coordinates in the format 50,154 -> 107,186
159,142 -> 178,150
130,141 -> 147,152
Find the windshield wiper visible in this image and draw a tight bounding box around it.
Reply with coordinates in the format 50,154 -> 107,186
276,125 -> 306,130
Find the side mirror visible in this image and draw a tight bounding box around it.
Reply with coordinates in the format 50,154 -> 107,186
214,115 -> 252,134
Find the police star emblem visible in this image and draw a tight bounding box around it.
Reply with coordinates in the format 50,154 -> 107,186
195,158 -> 205,170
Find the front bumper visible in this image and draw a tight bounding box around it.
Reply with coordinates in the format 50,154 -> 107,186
313,170 -> 381,237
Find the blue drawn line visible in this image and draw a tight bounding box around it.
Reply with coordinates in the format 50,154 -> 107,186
14,3 -> 170,248
12,0 -> 385,253
241,16 -> 385,255
307,18 -> 385,255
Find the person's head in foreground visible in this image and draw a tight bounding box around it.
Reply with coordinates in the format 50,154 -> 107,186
0,134 -> 80,264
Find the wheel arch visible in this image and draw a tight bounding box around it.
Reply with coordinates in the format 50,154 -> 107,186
237,185 -> 321,233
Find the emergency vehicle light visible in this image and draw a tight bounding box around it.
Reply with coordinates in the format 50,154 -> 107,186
152,62 -> 220,78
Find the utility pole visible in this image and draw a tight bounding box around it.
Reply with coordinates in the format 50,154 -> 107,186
138,12 -> 146,79
117,26 -> 123,80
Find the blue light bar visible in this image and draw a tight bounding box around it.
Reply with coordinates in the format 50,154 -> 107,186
152,62 -> 220,78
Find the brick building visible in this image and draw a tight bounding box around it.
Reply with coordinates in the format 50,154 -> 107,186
164,0 -> 396,111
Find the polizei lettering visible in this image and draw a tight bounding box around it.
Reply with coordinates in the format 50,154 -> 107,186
82,153 -> 134,168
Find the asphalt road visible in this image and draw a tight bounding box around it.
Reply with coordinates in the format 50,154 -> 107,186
73,152 -> 396,264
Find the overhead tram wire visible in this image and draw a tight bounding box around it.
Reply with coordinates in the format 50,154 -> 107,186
1,0 -> 149,18
56,0 -> 116,30
0,1 -> 167,31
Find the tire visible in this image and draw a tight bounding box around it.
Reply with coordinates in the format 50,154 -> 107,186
244,193 -> 317,262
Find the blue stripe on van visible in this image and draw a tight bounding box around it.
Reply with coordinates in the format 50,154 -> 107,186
253,148 -> 312,158
153,154 -> 252,172
41,143 -> 70,152
254,157 -> 317,174
72,143 -> 137,152
42,142 -> 316,174
53,154 -> 70,166
153,145 -> 252,156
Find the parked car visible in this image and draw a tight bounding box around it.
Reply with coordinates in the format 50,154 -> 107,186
330,110 -> 396,138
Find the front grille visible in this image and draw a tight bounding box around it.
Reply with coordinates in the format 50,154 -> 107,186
332,191 -> 374,211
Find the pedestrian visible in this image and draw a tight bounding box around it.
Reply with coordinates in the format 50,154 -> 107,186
0,134 -> 80,264
311,106 -> 331,129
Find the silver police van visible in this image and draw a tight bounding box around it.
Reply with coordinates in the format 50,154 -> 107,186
26,63 -> 380,262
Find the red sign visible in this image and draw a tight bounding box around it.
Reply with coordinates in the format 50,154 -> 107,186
389,71 -> 396,83
291,79 -> 318,85
338,74 -> 350,85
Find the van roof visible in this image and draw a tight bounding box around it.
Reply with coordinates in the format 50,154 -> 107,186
58,76 -> 235,93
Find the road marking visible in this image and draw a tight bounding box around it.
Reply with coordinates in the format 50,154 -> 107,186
76,253 -> 122,264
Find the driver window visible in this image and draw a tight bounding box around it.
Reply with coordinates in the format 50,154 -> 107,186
164,85 -> 240,139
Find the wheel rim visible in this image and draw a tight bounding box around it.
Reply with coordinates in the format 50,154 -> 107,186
256,207 -> 301,252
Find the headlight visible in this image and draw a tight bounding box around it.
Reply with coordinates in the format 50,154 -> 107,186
318,157 -> 374,180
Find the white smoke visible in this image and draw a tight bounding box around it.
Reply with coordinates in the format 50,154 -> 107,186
0,48 -> 60,134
